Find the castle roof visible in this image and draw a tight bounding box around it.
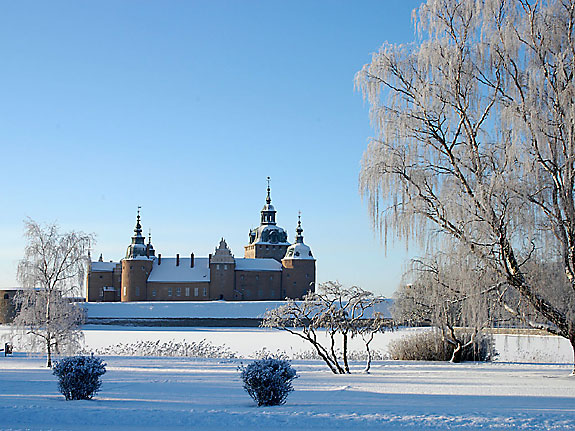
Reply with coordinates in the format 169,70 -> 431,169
235,258 -> 282,272
91,261 -> 119,272
147,257 -> 210,283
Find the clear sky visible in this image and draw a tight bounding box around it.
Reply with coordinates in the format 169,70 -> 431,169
0,0 -> 423,297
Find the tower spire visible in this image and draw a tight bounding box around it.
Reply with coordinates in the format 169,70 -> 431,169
266,176 -> 271,204
134,206 -> 142,236
126,206 -> 147,259
295,211 -> 304,243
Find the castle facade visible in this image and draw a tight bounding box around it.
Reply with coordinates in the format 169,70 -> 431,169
86,183 -> 315,302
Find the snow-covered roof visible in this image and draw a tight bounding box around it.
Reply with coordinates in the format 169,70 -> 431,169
284,243 -> 314,260
234,258 -> 282,272
147,257 -> 210,283
251,225 -> 289,245
91,262 -> 119,272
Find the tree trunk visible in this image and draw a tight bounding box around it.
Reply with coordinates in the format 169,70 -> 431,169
329,332 -> 345,374
450,342 -> 462,363
46,337 -> 52,368
342,333 -> 350,374
364,342 -> 372,373
570,333 -> 575,376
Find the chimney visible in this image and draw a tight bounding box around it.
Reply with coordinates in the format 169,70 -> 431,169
209,253 -> 212,263
176,254 -> 180,266
190,253 -> 194,268
158,254 -> 162,265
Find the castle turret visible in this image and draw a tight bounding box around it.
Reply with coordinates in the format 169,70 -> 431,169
244,177 -> 290,261
282,214 -> 315,299
121,208 -> 153,302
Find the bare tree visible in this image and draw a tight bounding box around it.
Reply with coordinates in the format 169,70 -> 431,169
13,219 -> 93,367
356,0 -> 575,371
262,281 -> 389,374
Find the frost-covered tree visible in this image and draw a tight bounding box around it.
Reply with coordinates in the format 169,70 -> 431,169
394,248 -> 498,362
262,281 -> 389,374
356,0 -> 575,371
13,219 -> 93,367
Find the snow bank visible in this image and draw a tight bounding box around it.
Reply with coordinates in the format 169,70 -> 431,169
82,300 -> 394,319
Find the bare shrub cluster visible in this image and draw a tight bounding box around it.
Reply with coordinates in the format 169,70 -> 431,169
388,330 -> 495,362
89,339 -> 237,359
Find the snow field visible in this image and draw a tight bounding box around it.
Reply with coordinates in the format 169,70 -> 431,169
1,356 -> 574,430
1,327 -> 575,430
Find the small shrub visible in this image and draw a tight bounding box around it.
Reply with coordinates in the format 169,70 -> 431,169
388,329 -> 494,362
52,355 -> 106,400
240,357 -> 297,406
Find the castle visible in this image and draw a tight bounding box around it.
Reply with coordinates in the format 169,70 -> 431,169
86,181 -> 316,302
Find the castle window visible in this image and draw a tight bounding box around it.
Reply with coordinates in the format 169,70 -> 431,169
286,274 -> 290,278
130,266 -> 133,269
306,274 -> 309,278
123,286 -> 127,296
258,288 -> 263,298
152,290 -> 157,297
216,264 -> 220,270
194,287 -> 199,296
203,287 -> 207,297
270,290 -> 275,297
168,288 -> 172,297
136,286 -> 140,296
141,266 -> 145,270
100,288 -> 104,297
240,275 -> 244,281
185,287 -> 190,296
270,276 -> 273,281
255,275 -> 259,281
224,264 -> 228,270
176,287 -> 181,296
99,275 -> 103,279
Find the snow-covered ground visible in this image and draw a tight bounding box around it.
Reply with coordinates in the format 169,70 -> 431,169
1,355 -> 574,430
1,326 -> 575,430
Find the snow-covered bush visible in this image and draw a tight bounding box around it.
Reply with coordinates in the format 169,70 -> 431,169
240,357 -> 297,406
388,330 -> 494,362
52,355 -> 106,400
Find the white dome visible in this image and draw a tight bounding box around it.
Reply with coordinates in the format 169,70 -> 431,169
284,242 -> 314,260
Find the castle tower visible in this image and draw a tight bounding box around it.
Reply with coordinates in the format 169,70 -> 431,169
121,208 -> 154,302
282,214 -> 316,299
244,177 -> 290,261
209,238 -> 236,300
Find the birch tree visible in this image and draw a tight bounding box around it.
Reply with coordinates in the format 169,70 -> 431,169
356,0 -> 575,370
13,219 -> 93,367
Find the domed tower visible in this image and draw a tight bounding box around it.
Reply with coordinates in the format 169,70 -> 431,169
146,230 -> 156,258
121,208 -> 154,302
282,214 -> 316,299
244,177 -> 290,262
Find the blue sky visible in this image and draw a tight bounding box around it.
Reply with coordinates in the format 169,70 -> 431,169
0,0 -> 423,296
